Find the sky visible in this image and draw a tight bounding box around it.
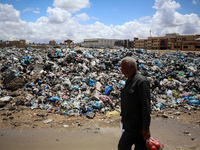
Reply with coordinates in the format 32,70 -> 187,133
0,0 -> 200,44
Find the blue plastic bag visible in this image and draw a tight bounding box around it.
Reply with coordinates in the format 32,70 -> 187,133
104,86 -> 113,95
72,85 -> 79,90
156,103 -> 165,109
86,106 -> 93,112
89,78 -> 97,86
92,101 -> 100,109
48,97 -> 60,101
187,100 -> 199,106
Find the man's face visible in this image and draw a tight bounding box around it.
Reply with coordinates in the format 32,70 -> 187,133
121,60 -> 130,78
121,60 -> 136,79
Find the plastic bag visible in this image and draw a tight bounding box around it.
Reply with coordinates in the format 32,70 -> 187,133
146,137 -> 164,150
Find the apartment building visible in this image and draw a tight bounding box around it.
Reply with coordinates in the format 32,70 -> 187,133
83,38 -> 131,48
152,37 -> 167,50
84,38 -> 115,48
172,35 -> 200,51
9,39 -> 26,46
20,39 -> 26,45
181,41 -> 200,51
49,40 -> 56,46
134,33 -> 200,51
134,38 -> 147,49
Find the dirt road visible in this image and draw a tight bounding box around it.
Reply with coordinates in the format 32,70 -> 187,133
0,114 -> 200,150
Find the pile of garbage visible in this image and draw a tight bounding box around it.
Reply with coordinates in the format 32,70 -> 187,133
0,47 -> 200,119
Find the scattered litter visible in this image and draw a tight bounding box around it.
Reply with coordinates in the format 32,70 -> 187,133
44,119 -> 53,124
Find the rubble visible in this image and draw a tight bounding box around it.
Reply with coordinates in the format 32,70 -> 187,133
0,47 -> 199,124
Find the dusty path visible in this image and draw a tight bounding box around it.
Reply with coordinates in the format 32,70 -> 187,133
0,117 -> 200,150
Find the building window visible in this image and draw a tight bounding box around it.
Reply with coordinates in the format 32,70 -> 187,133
160,40 -> 166,45
183,46 -> 188,48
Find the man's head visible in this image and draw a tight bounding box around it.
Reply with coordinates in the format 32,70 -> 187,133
121,57 -> 137,80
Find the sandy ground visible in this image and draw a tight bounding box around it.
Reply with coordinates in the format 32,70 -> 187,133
0,107 -> 200,150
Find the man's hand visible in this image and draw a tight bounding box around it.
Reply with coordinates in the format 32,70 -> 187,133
142,130 -> 151,139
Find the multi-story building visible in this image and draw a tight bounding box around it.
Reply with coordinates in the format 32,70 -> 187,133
172,34 -> 200,51
0,39 -> 26,48
84,38 -> 114,48
147,37 -> 152,49
134,38 -> 147,49
9,39 -> 26,46
20,39 -> 26,45
152,37 -> 166,50
83,38 -> 131,48
181,41 -> 200,50
134,33 -> 200,51
49,40 -> 56,46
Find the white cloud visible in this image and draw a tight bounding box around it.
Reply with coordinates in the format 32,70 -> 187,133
0,0 -> 200,43
153,0 -> 181,10
23,7 -> 34,12
35,8 -> 40,14
139,16 -> 151,21
139,16 -> 151,22
152,0 -> 182,26
150,0 -> 200,36
180,13 -> 200,34
23,7 -> 40,14
47,7 -> 72,24
53,0 -> 90,13
192,0 -> 197,5
75,13 -> 89,21
91,16 -> 99,20
33,11 -> 40,14
0,3 -> 20,22
35,16 -> 49,23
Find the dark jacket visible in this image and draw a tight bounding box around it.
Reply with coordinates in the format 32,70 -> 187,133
120,71 -> 151,132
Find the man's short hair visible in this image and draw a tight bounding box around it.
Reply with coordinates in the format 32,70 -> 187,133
121,57 -> 137,70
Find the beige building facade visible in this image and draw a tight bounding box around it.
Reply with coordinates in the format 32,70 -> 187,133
134,33 -> 200,51
8,39 -> 26,46
49,40 -> 56,46
134,38 -> 147,49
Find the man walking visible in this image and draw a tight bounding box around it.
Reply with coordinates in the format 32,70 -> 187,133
118,57 -> 151,150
